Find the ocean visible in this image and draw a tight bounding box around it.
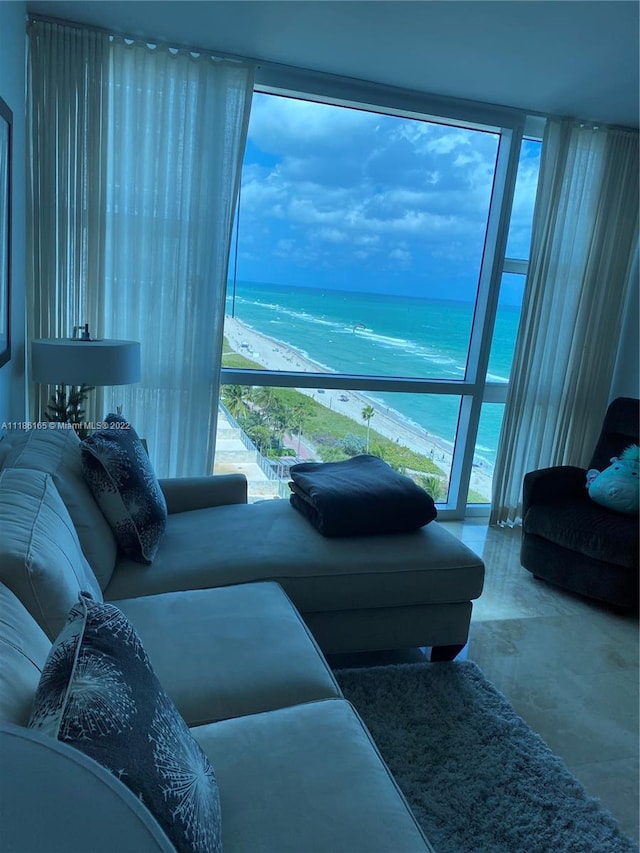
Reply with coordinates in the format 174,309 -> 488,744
225,281 -> 520,467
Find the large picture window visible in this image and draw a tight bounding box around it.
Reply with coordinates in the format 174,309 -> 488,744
220,84 -> 541,515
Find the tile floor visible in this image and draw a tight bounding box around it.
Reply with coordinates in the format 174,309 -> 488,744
329,520 -> 639,843
444,520 -> 639,845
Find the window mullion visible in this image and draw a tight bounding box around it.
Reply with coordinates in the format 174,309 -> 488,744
221,368 -> 474,396
502,258 -> 528,275
453,122 -> 524,513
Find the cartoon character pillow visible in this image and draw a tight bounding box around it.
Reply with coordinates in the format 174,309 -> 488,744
586,445 -> 639,515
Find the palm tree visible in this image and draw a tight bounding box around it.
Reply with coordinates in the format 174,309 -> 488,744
290,400 -> 312,454
245,421 -> 272,456
252,386 -> 274,413
416,473 -> 443,501
361,404 -> 375,452
266,398 -> 289,447
221,385 -> 250,423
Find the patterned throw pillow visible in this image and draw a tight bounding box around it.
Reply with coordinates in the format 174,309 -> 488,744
29,593 -> 222,853
81,414 -> 167,563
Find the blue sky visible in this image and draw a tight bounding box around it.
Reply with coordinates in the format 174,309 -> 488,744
232,93 -> 540,304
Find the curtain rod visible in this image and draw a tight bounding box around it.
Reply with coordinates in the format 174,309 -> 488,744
27,11 -> 259,66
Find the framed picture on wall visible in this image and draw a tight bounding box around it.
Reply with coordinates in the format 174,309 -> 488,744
0,94 -> 11,368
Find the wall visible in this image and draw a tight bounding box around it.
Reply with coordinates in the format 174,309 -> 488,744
0,1 -> 26,424
610,247 -> 639,401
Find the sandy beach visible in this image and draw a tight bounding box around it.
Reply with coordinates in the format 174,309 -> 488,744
224,316 -> 493,500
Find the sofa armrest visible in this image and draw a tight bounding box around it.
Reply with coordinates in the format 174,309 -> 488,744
523,466 -> 586,511
0,725 -> 173,852
159,474 -> 248,514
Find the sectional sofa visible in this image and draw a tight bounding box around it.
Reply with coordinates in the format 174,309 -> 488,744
0,425 -> 485,851
0,426 -> 485,658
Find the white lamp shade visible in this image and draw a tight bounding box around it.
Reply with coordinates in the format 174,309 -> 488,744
31,339 -> 141,386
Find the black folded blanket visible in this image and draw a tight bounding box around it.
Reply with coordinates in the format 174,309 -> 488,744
288,454 -> 437,537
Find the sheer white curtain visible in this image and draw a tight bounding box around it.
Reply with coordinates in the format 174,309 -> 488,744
26,21 -> 110,419
102,41 -> 254,476
490,120 -> 639,526
27,21 -> 254,476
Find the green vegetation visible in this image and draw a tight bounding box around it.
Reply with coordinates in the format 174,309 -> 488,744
221,339 -> 262,370
468,488 -> 490,504
219,338 -> 444,482
219,337 -> 496,504
415,473 -> 447,502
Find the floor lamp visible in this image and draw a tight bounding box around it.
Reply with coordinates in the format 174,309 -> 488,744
31,335 -> 141,433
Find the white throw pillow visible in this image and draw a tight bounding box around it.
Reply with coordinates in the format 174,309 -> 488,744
0,468 -> 103,640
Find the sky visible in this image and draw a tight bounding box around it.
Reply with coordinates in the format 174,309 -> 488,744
232,93 -> 541,305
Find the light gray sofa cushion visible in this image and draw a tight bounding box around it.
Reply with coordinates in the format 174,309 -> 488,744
1,428 -> 117,589
192,698 -> 434,853
114,583 -> 341,726
0,584 -> 51,726
158,473 -> 247,513
105,499 -> 484,612
0,468 -> 103,639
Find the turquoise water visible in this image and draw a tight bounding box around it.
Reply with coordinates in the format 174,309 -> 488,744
225,281 -> 519,466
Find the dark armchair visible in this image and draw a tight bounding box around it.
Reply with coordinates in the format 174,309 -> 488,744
521,397 -> 639,608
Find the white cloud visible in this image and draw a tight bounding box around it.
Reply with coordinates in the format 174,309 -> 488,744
318,227 -> 349,243
248,93 -> 373,155
279,192 -> 458,239
236,93 -> 537,291
241,172 -> 287,209
274,238 -> 294,253
389,246 -> 412,264
425,130 -> 472,155
354,234 -> 381,248
453,151 -> 480,168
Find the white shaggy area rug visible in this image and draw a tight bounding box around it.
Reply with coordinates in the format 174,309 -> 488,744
334,661 -> 637,853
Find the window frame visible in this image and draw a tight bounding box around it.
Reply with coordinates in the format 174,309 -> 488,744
220,67 -> 541,518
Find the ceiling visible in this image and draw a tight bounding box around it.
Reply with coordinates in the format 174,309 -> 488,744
25,0 -> 640,128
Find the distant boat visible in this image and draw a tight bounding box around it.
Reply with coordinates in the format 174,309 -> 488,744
352,323 -> 367,333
